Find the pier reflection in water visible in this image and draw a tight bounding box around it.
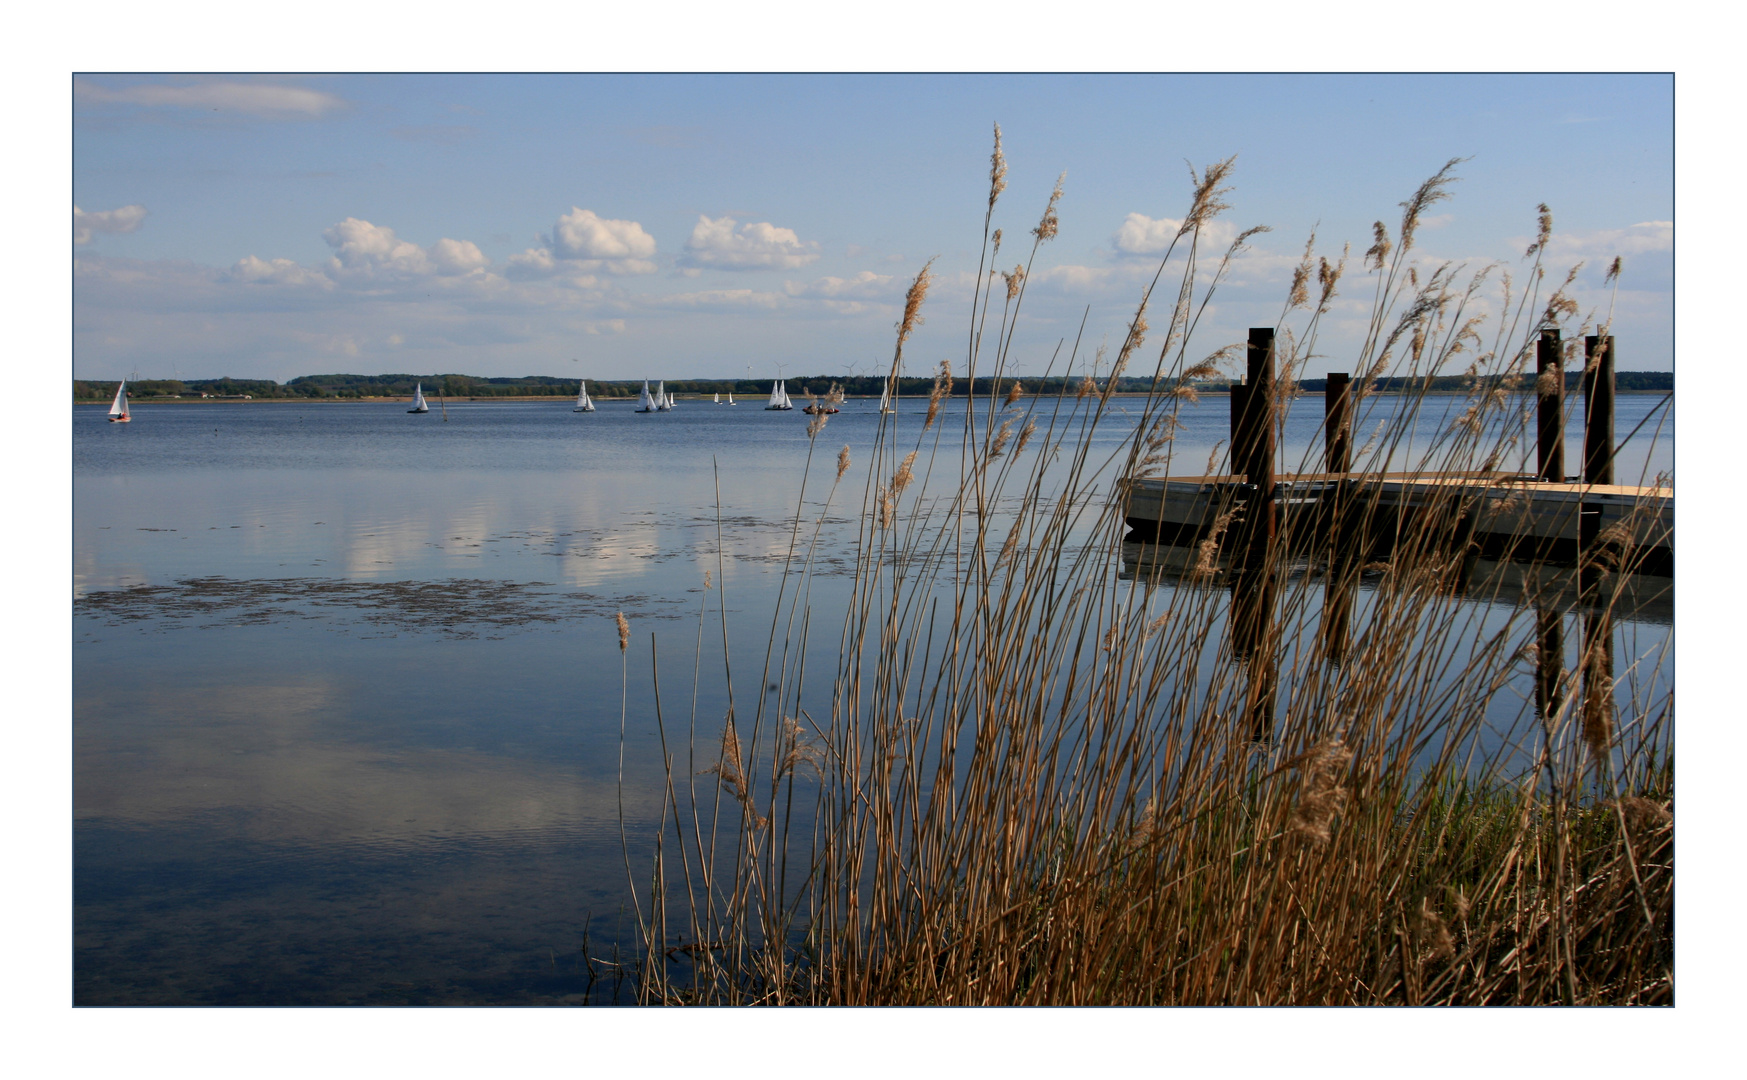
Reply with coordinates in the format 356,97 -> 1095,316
1119,538 -> 1670,767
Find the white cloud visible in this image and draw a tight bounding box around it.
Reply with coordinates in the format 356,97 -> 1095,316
1031,264 -> 1118,293
680,215 -> 819,270
505,247 -> 557,278
549,208 -> 656,262
226,255 -> 333,288
658,288 -> 784,310
1542,220 -> 1672,260
75,79 -> 345,118
429,236 -> 490,275
509,209 -> 658,277
1112,212 -> 1236,257
321,218 -> 486,280
73,204 -> 146,244
783,271 -> 896,300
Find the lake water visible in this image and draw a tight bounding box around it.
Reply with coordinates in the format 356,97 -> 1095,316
72,390 -> 1672,1005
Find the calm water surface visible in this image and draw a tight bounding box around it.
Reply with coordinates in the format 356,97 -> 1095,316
72,392 -> 1672,1004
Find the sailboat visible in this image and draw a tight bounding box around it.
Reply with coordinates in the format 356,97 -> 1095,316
635,380 -> 656,413
713,392 -> 721,404
656,382 -> 674,411
803,382 -> 842,415
727,391 -> 736,405
408,383 -> 429,414
878,380 -> 895,414
574,379 -> 595,413
107,380 -> 131,423
765,379 -> 793,411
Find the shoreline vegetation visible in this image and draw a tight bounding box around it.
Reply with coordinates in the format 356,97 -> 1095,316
615,141 -> 1671,1005
72,371 -> 1672,403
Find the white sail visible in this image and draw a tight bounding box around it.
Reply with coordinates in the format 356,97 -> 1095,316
713,392 -> 720,404
636,380 -> 655,412
656,381 -> 672,411
409,383 -> 429,413
107,380 -> 130,422
879,381 -> 893,413
780,381 -> 792,409
765,380 -> 788,410
728,391 -> 735,405
574,380 -> 594,412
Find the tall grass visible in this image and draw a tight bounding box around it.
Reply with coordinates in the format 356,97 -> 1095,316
626,135 -> 1672,1005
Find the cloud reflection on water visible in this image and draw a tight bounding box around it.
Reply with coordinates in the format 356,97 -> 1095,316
76,679 -> 664,850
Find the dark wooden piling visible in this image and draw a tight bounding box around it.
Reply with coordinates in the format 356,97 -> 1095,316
1577,470 -> 1617,767
1239,328 -> 1276,492
1230,566 -> 1280,739
1324,372 -> 1352,474
1580,598 -> 1615,766
1583,335 -> 1615,486
1230,328 -> 1281,737
1537,329 -> 1565,482
1320,557 -> 1355,666
1535,602 -> 1565,730
1233,328 -> 1277,567
1229,381 -> 1247,464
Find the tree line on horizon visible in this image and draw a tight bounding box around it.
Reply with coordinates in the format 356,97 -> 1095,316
73,369 -> 1675,402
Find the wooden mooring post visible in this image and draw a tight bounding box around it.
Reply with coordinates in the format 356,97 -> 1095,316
1324,372 -> 1352,474
1232,327 -> 1277,567
1230,328 -> 1280,738
1578,333 -> 1618,759
1583,335 -> 1616,486
1537,329 -> 1565,482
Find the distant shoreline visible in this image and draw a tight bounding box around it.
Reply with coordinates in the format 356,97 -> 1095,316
74,389 -> 1676,406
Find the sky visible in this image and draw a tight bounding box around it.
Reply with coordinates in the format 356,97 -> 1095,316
72,73 -> 1673,384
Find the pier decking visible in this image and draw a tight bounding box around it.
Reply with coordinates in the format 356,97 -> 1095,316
1124,472 -> 1673,576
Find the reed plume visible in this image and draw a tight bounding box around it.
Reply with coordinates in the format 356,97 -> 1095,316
1032,173 -> 1064,243
989,122 -> 1007,210
1365,221 -> 1392,271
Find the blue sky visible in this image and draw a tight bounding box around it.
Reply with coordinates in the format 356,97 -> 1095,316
73,73 -> 1673,382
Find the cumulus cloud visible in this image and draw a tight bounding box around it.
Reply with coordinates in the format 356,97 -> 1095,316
680,215 -> 819,270
428,236 -> 490,275
75,79 -> 346,118
508,208 -> 658,277
505,246 -> 558,278
73,204 -> 147,244
322,218 -> 487,280
226,255 -> 333,288
1112,212 -> 1236,257
550,208 -> 656,262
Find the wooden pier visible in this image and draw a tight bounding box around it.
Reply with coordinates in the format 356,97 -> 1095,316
1118,329 -> 1667,742
1121,328 -> 1673,579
